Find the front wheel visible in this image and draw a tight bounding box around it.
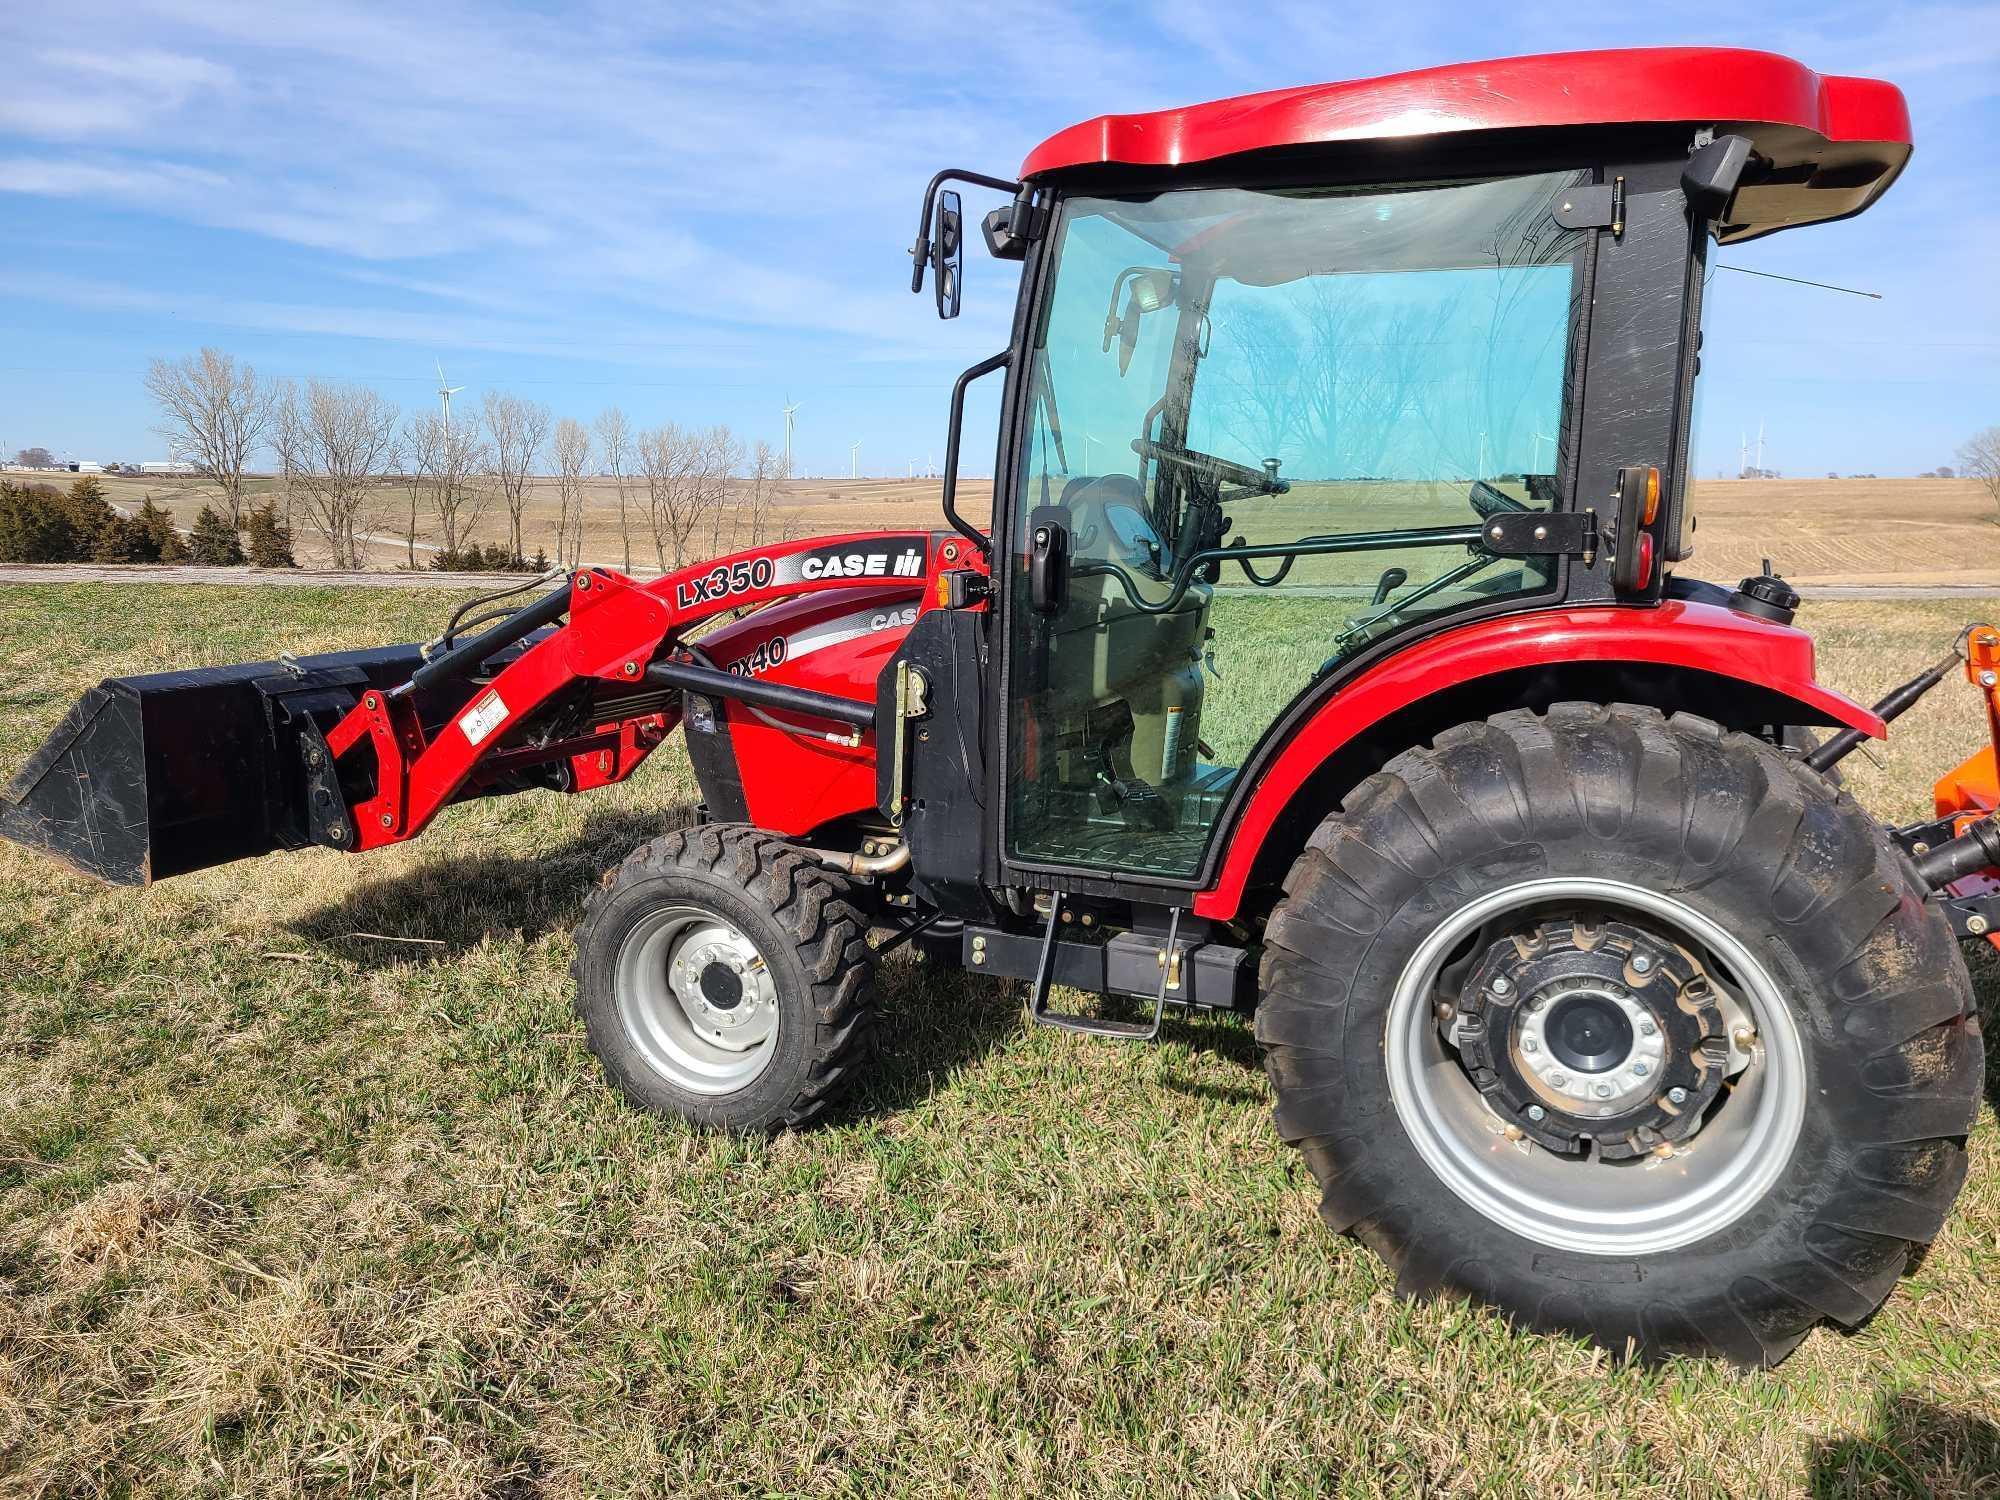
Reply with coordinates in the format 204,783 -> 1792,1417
1258,704 -> 1981,1365
572,824 -> 874,1132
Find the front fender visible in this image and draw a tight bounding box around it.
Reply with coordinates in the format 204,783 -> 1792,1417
1194,600 -> 1881,921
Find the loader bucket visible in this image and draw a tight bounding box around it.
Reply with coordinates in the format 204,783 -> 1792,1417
0,642 -> 431,886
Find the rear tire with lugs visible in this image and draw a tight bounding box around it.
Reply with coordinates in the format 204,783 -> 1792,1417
1258,703 -> 1981,1365
572,823 -> 874,1133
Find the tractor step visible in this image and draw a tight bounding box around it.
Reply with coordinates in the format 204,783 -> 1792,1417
1025,898 -> 1186,1040
961,909 -> 1253,1015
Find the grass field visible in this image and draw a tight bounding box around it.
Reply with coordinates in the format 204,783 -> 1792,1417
3,584 -> 2000,1496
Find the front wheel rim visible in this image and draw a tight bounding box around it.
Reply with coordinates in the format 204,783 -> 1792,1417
615,905 -> 780,1095
1384,877 -> 1806,1256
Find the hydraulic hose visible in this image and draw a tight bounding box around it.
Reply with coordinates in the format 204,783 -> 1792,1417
408,581 -> 572,697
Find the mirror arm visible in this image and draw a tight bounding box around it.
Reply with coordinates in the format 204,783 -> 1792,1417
910,168 -> 1023,293
941,349 -> 1012,558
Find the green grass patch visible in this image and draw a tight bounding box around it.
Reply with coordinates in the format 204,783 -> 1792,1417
0,584 -> 1996,1495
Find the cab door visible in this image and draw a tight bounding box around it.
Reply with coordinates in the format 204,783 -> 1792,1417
999,169 -> 1593,885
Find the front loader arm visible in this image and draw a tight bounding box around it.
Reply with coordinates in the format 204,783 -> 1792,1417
320,533 -> 946,854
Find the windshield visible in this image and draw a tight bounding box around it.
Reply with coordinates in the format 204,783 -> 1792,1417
1003,170 -> 1589,879
1019,171 -> 1585,578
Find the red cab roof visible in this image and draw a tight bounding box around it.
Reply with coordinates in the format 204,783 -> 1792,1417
1020,48 -> 1910,239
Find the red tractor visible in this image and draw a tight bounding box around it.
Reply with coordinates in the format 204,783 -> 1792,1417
5,47 -> 1991,1367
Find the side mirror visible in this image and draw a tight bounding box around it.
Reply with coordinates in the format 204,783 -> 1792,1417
932,190 -> 963,320
1028,511 -> 1070,614
1683,134 -> 1756,224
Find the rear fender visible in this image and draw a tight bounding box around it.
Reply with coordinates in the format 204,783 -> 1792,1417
1195,600 -> 1882,921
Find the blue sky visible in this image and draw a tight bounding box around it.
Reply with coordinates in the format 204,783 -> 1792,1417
1,2 -> 1995,479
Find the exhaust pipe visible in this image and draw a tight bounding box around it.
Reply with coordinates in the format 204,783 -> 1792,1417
808,841 -> 911,878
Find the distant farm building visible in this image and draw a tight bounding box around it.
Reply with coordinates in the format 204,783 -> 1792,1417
140,461 -> 198,476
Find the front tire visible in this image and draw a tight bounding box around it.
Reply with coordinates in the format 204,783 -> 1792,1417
1259,704 -> 1981,1365
572,824 -> 874,1132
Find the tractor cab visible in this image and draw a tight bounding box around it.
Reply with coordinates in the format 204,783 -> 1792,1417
912,46 -> 1915,895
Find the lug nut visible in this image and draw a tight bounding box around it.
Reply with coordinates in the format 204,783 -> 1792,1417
1632,953 -> 1653,974
1521,1037 -> 1539,1053
1639,1019 -> 1658,1036
1667,1087 -> 1688,1105
1632,1061 -> 1649,1077
1549,1072 -> 1567,1087
1593,1083 -> 1614,1100
1490,976 -> 1512,996
1526,1105 -> 1546,1122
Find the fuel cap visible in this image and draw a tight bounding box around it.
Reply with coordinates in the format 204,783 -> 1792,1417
1729,561 -> 1799,625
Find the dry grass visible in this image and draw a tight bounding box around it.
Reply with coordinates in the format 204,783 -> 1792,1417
68,473 -> 2000,587
1,584 -> 1998,1496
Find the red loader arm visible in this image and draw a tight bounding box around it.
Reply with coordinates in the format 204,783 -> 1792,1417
323,532 -> 972,853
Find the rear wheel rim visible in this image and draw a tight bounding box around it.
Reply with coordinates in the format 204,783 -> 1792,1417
1384,877 -> 1806,1256
615,905 -> 780,1095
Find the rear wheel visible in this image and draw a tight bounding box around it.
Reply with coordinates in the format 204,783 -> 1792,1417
1259,703 -> 1981,1365
572,824 -> 874,1132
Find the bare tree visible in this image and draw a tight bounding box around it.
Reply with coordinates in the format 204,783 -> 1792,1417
745,439 -> 781,547
637,423 -> 687,572
702,424 -> 746,556
144,348 -> 271,528
480,390 -> 550,562
268,376 -> 300,535
13,447 -> 54,469
404,411 -> 494,561
594,405 -> 634,573
285,380 -> 400,569
552,418 -> 594,567
637,423 -> 725,571
1960,426 -> 2000,518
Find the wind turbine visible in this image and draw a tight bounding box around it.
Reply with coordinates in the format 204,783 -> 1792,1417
436,360 -> 464,427
782,397 -> 802,479
850,439 -> 860,480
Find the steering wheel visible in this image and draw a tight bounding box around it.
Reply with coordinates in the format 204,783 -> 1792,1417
1132,437 -> 1289,496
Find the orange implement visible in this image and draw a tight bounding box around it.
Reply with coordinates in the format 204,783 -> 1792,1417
1929,625 -> 2000,950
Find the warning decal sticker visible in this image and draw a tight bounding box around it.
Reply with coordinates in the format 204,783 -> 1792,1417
459,689 -> 508,746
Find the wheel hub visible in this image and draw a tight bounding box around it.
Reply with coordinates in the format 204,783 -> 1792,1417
1454,918 -> 1732,1160
663,925 -> 776,1052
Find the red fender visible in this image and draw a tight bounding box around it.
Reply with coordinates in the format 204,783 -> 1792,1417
1192,600 -> 1884,921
